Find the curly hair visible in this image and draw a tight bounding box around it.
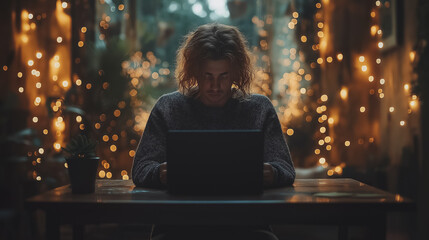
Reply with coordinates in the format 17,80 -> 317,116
175,23 -> 254,97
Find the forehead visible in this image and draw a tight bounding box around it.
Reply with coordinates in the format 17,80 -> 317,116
202,59 -> 230,74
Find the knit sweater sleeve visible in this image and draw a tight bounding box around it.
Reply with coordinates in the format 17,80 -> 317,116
132,98 -> 168,188
261,97 -> 296,187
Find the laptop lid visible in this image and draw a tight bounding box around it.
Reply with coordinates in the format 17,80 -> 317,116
167,130 -> 264,195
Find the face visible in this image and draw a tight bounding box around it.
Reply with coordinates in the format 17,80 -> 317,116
197,59 -> 233,107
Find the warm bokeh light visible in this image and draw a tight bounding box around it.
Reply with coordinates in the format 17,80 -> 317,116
340,87 -> 348,100
321,95 -> 328,102
404,84 -> 410,91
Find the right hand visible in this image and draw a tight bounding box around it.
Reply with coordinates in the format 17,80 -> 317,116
159,162 -> 167,185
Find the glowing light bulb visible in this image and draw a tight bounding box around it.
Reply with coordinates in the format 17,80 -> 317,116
404,84 -> 409,91
409,51 -> 416,62
54,143 -> 61,150
110,145 -> 117,152
321,94 -> 328,102
340,87 -> 348,100
57,37 -> 63,43
129,151 -> 136,157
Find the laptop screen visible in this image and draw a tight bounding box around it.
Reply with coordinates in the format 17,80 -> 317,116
167,130 -> 264,195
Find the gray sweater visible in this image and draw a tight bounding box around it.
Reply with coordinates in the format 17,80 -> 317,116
132,91 -> 295,188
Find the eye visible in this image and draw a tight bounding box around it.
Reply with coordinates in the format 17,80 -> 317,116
204,74 -> 213,81
220,74 -> 229,80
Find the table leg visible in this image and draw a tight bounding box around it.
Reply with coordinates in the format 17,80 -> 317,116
46,211 -> 60,240
73,224 -> 85,240
338,224 -> 348,240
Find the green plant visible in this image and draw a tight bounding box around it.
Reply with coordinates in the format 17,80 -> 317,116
62,134 -> 97,159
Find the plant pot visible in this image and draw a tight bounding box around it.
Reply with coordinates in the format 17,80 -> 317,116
66,157 -> 100,194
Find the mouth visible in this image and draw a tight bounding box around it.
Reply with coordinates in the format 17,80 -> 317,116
207,92 -> 223,98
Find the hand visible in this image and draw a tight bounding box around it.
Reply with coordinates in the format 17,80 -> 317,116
263,163 -> 274,186
159,162 -> 167,185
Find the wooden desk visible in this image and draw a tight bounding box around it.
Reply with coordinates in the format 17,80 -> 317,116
26,179 -> 414,240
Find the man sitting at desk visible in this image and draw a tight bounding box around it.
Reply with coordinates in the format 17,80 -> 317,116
132,23 -> 295,240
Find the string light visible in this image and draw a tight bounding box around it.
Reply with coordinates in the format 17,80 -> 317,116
13,0 -> 419,184
404,84 -> 409,91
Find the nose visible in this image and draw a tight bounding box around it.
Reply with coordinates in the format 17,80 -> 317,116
210,77 -> 221,91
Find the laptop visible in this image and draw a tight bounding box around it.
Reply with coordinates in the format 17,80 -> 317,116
166,130 -> 264,195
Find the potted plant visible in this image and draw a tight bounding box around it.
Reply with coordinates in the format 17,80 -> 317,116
63,134 -> 99,194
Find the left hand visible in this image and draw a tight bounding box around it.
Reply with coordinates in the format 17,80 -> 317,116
263,163 -> 274,186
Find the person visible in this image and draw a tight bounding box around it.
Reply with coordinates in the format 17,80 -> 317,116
132,23 -> 295,240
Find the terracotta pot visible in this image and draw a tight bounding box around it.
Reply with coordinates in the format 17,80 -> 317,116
66,157 -> 99,194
